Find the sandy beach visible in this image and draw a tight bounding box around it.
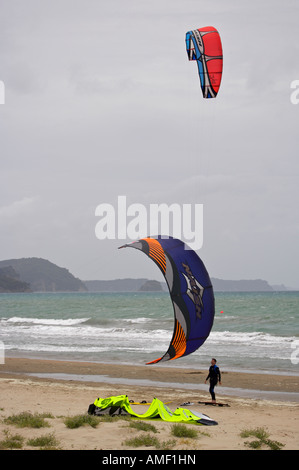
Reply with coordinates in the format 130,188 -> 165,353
0,357 -> 298,451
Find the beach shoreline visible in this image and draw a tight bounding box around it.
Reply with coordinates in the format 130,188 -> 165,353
1,356 -> 299,393
1,356 -> 299,450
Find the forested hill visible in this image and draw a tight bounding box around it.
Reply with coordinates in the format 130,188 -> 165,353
0,266 -> 32,293
0,258 -> 87,292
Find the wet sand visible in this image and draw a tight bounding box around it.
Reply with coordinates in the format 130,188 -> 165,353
0,357 -> 298,450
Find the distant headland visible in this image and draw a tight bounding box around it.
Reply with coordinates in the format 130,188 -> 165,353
0,258 -> 86,293
0,257 -> 289,293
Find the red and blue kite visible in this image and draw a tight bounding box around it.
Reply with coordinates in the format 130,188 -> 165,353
186,26 -> 223,98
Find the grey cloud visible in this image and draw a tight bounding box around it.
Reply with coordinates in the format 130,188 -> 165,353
0,0 -> 298,287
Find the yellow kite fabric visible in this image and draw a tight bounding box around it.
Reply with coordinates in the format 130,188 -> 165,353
88,395 -> 217,426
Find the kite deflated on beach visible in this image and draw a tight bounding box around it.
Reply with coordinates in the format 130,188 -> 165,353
88,395 -> 218,426
186,26 -> 223,98
119,236 -> 215,364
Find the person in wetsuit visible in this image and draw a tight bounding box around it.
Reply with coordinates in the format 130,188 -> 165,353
205,358 -> 221,402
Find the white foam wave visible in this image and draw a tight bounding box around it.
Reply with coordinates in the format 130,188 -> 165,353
1,317 -> 296,346
122,317 -> 152,324
2,317 -> 89,326
210,330 -> 296,345
5,344 -> 112,353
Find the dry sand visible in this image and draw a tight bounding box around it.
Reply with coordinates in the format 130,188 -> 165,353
0,357 -> 298,451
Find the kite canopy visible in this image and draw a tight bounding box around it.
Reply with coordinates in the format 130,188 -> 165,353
186,26 -> 223,98
88,395 -> 218,425
119,236 -> 215,364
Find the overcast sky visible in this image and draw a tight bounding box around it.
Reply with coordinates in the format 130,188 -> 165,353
0,0 -> 298,288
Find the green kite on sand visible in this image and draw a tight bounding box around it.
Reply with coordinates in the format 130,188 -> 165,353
88,395 -> 218,426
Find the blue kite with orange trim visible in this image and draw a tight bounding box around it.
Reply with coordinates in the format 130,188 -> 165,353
119,236 -> 215,364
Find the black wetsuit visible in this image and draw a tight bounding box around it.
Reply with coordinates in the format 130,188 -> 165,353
206,364 -> 221,401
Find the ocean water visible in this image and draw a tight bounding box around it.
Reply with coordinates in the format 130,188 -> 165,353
0,291 -> 299,375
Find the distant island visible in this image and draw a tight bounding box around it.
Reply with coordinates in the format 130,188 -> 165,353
211,278 -> 276,292
84,278 -> 164,292
0,257 -> 289,293
84,277 -> 280,292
